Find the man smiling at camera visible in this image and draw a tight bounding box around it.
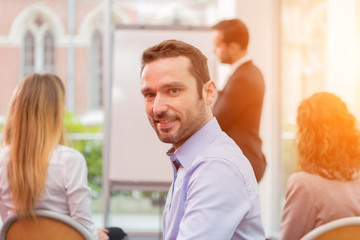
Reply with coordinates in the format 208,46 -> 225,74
140,39 -> 264,240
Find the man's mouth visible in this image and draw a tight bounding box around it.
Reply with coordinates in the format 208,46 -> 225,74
155,118 -> 177,131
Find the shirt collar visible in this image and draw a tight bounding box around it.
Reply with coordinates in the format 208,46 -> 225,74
167,118 -> 222,170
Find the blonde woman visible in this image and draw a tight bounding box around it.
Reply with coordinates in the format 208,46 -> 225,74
0,73 -> 100,239
280,92 -> 360,240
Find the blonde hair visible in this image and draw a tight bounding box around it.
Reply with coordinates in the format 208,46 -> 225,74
2,73 -> 66,216
296,92 -> 360,180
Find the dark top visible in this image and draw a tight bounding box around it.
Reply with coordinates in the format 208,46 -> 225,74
213,60 -> 266,182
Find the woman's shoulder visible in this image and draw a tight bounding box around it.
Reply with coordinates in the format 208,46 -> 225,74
287,171 -> 341,194
0,146 -> 10,164
53,145 -> 85,163
287,172 -> 324,188
55,144 -> 81,154
289,171 -> 315,179
0,145 -> 10,153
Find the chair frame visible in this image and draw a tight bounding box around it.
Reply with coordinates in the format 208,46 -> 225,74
301,216 -> 360,240
0,209 -> 94,240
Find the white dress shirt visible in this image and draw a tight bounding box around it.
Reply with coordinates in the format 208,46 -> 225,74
0,145 -> 98,240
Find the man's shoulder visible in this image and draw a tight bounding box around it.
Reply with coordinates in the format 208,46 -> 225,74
228,62 -> 264,88
190,132 -> 259,198
232,61 -> 263,78
196,132 -> 253,173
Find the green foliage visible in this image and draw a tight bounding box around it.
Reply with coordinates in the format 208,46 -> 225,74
64,111 -> 103,194
72,139 -> 103,193
64,111 -> 102,133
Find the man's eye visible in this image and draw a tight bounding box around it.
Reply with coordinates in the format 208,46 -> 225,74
144,93 -> 155,100
169,89 -> 180,95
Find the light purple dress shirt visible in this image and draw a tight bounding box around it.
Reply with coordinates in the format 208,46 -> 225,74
163,118 -> 264,240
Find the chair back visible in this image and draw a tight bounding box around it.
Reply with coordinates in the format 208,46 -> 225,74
0,210 -> 94,240
301,217 -> 360,240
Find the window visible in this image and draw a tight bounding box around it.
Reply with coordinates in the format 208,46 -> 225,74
23,31 -> 35,76
43,30 -> 55,73
21,16 -> 56,78
281,0 -> 360,192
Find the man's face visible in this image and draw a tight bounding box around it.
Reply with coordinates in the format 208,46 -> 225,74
141,56 -> 210,149
213,30 -> 232,64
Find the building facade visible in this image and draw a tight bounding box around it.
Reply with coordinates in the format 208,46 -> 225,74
0,0 -> 216,124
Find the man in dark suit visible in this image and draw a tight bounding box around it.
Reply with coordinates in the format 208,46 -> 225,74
212,19 -> 266,182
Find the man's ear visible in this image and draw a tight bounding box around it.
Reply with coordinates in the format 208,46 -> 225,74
203,81 -> 217,105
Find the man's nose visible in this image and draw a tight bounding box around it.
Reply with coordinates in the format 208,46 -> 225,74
153,94 -> 167,114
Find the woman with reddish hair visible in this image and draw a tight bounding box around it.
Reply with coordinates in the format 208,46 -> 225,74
280,92 -> 360,240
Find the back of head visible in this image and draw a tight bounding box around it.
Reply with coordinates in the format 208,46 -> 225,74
212,18 -> 249,50
141,39 -> 210,97
296,92 -> 360,180
2,73 -> 66,216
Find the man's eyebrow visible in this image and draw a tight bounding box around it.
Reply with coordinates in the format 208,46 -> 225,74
161,82 -> 187,89
141,87 -> 152,95
141,82 -> 187,95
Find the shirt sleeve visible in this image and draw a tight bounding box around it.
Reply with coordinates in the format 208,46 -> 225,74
0,177 -> 7,222
0,159 -> 6,221
64,149 -> 98,240
279,173 -> 316,240
176,158 -> 257,239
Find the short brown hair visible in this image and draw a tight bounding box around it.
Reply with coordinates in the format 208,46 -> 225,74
141,39 -> 210,97
212,18 -> 249,50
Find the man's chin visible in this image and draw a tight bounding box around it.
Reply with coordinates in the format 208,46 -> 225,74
157,134 -> 175,144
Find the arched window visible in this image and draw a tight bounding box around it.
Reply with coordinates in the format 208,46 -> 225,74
43,30 -> 55,73
89,30 -> 103,110
23,31 -> 35,76
21,16 -> 56,78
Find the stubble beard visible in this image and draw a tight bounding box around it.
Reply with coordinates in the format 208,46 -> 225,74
150,101 -> 208,147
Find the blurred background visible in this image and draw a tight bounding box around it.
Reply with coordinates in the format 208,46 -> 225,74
0,0 -> 359,239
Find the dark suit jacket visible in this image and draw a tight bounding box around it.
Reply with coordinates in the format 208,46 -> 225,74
212,60 -> 266,182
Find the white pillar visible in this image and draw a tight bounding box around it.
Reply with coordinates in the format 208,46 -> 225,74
102,0 -> 113,227
67,0 -> 75,112
326,0 -> 356,106
356,0 -> 360,116
235,0 -> 282,237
